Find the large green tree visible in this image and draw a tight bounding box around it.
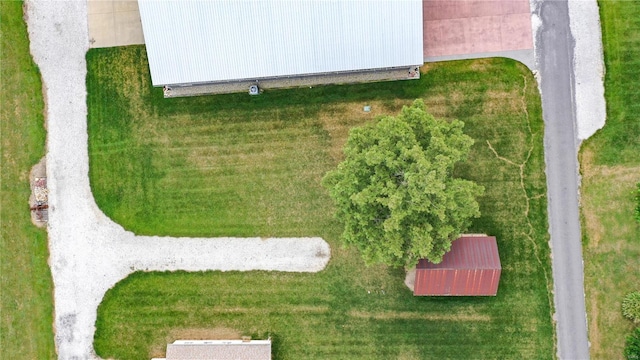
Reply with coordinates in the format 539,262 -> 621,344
323,99 -> 483,268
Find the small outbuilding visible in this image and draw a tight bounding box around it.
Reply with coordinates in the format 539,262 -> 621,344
412,235 -> 501,296
152,339 -> 271,360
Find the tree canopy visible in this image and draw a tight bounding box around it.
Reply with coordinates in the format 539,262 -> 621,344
322,99 -> 483,268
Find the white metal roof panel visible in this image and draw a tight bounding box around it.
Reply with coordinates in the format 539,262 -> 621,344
138,0 -> 424,86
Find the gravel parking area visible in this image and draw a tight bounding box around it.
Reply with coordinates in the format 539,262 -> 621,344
531,0 -> 606,140
24,1 -> 330,359
568,0 -> 606,140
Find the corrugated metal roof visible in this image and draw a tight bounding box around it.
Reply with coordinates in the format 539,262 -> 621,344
138,0 -> 424,86
414,236 -> 502,296
417,236 -> 501,270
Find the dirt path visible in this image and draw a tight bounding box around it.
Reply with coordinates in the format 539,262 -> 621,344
24,1 -> 330,359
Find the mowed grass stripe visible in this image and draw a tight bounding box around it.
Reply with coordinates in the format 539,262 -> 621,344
88,47 -> 553,359
594,0 -> 640,164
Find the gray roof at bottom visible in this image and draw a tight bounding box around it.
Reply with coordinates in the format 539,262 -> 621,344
165,340 -> 271,360
138,0 -> 424,86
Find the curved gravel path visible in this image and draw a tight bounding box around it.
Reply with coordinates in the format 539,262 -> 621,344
25,1 -> 330,359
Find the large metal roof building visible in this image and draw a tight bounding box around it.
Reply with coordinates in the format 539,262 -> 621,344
413,235 -> 502,296
137,0 -> 424,88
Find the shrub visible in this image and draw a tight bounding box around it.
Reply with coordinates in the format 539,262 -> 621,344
623,292 -> 640,324
625,327 -> 640,360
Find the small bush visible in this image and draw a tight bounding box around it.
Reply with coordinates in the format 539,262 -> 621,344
625,328 -> 640,360
623,292 -> 640,324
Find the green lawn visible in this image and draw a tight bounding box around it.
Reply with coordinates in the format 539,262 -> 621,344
88,47 -> 554,359
588,1 -> 640,166
580,1 -> 640,358
0,2 -> 56,359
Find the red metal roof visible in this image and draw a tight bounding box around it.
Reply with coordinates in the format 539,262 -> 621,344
413,236 -> 501,296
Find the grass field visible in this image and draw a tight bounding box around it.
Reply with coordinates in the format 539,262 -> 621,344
580,1 -> 640,358
0,2 -> 56,359
88,47 -> 554,359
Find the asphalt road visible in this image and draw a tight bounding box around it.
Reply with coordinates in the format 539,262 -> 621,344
535,1 -> 590,358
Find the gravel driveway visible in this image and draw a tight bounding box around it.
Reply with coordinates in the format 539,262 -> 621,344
25,1 -> 330,359
532,0 -> 605,358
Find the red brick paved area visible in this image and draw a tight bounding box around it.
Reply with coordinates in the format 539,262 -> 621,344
424,0 -> 533,57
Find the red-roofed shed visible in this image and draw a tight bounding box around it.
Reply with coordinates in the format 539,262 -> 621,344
413,235 -> 501,296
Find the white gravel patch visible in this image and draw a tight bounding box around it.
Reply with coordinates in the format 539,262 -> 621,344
568,0 -> 607,140
24,1 -> 330,359
529,0 -> 543,73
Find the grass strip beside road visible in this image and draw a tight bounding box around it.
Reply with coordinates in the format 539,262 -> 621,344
590,1 -> 640,166
580,1 -> 640,358
88,48 -> 554,359
0,2 -> 55,359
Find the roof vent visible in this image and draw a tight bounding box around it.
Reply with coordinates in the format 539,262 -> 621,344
249,85 -> 259,95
